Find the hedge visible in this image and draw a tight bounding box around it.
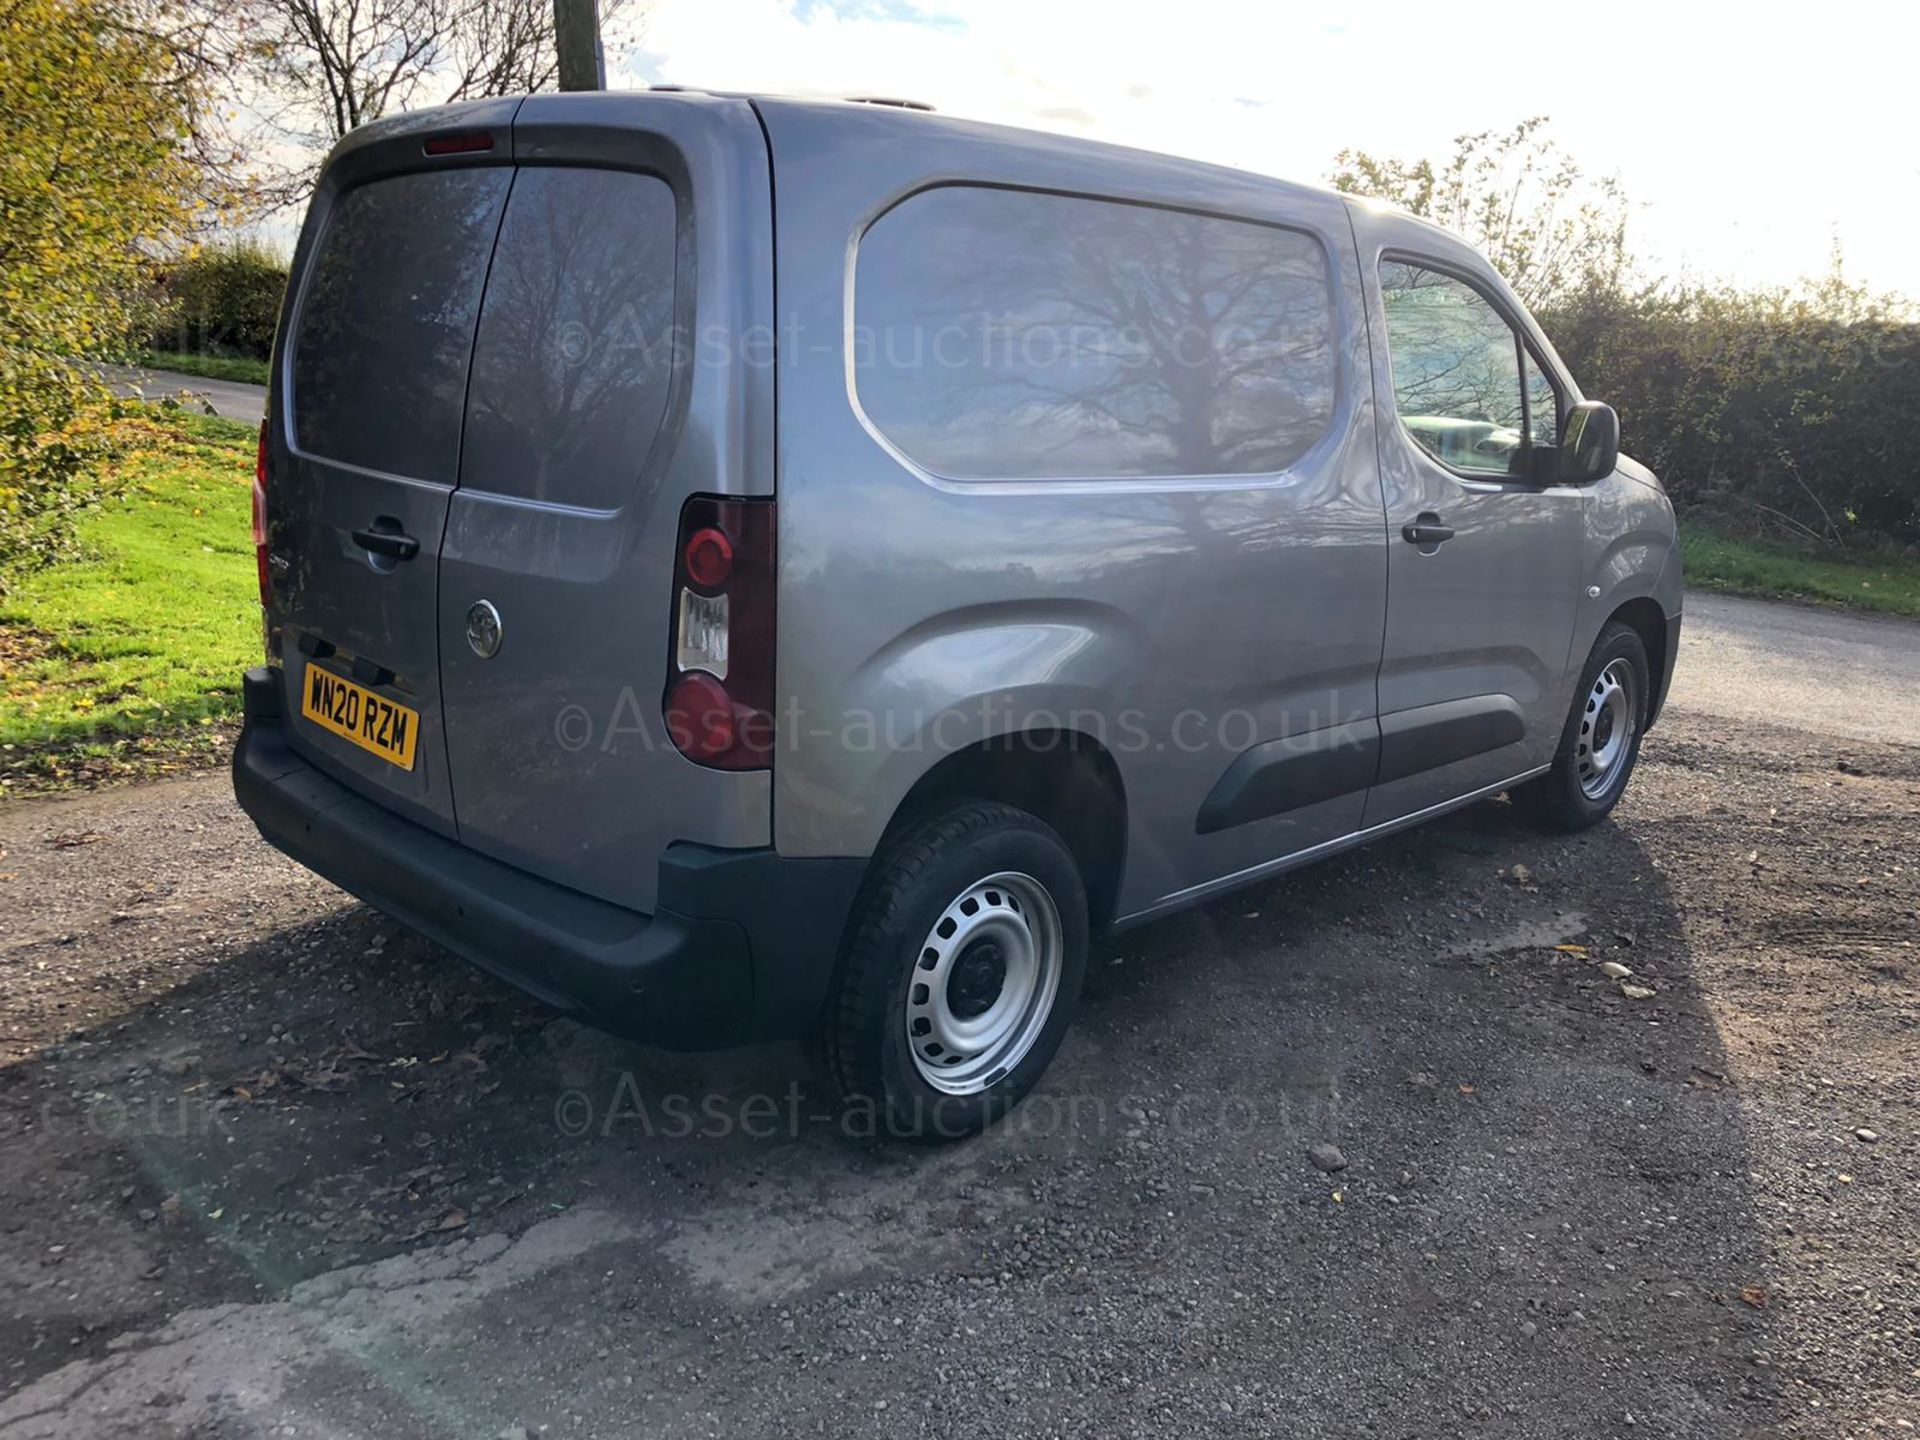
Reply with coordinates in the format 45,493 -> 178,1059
1543,287 -> 1919,548
147,243 -> 288,363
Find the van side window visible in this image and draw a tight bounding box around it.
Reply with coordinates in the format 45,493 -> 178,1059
292,169 -> 511,485
1378,260 -> 1529,477
854,186 -> 1336,481
459,168 -> 679,510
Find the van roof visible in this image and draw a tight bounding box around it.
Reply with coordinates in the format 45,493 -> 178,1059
361,85 -> 1471,255
605,84 -> 1411,225
679,86 -> 1476,247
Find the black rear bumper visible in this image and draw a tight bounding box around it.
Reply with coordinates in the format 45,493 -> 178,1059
231,667 -> 862,1050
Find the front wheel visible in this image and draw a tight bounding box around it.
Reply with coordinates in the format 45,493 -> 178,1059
1516,621 -> 1650,831
823,800 -> 1089,1142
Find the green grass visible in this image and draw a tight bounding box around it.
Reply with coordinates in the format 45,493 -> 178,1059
137,349 -> 270,386
1,412 -> 259,753
1680,530 -> 1920,618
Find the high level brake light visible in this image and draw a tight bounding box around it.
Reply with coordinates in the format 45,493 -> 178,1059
664,497 -> 774,770
423,131 -> 494,156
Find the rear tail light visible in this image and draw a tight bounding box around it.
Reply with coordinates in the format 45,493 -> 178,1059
665,672 -> 736,763
252,420 -> 270,607
664,496 -> 773,770
682,526 -> 733,589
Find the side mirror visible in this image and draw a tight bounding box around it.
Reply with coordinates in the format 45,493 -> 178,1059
1556,400 -> 1620,485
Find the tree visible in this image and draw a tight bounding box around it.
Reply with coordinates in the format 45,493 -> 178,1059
0,0 -> 205,584
1329,117 -> 1632,308
219,0 -> 632,204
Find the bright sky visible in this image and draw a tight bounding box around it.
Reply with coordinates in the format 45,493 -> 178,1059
616,0 -> 1920,297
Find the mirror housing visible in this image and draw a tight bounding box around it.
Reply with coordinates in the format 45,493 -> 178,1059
1553,400 -> 1620,485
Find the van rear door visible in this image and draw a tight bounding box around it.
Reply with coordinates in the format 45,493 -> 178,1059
269,100 -> 520,836
435,94 -> 777,913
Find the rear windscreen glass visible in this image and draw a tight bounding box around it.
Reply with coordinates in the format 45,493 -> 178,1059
291,169 -> 510,485
459,167 -> 678,510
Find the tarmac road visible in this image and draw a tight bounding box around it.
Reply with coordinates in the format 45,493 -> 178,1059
97,363 -> 266,423
1673,591 -> 1920,747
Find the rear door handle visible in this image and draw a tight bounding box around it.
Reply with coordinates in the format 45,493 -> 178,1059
351,525 -> 420,561
1401,514 -> 1455,548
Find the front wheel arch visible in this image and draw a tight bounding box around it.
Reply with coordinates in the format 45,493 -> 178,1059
1517,620 -> 1651,832
1606,596 -> 1671,730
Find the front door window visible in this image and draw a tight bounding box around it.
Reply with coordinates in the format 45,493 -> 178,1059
1378,260 -> 1536,477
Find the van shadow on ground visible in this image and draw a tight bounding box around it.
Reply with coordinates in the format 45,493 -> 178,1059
1,791 -> 1786,1436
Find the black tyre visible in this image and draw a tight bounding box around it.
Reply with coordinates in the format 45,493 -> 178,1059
1516,621 -> 1650,831
823,800 -> 1089,1142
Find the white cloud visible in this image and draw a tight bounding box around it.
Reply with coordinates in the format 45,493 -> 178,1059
622,0 -> 1920,295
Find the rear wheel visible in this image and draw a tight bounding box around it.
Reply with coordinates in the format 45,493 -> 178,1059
824,800 -> 1088,1142
1517,621 -> 1650,830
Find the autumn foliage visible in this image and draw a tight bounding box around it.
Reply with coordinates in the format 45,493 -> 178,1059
0,0 -> 202,584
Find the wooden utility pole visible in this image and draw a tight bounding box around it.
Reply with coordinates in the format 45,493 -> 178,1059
554,0 -> 605,91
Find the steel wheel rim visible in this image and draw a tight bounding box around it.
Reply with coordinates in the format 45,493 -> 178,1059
1576,658 -> 1637,800
904,871 -> 1062,1096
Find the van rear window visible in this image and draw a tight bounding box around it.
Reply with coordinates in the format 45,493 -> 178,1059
291,169 -> 510,485
854,186 -> 1336,481
459,168 -> 678,510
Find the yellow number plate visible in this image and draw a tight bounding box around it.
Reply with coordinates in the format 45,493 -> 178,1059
300,665 -> 420,771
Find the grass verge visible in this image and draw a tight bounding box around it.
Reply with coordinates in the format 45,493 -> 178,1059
136,349 -> 270,386
1680,530 -> 1920,618
1,411 -> 258,794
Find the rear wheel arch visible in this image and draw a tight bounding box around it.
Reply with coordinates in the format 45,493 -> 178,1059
884,728 -> 1128,936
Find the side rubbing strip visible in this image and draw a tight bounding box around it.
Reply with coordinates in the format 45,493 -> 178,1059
1374,694 -> 1525,784
1195,720 -> 1380,835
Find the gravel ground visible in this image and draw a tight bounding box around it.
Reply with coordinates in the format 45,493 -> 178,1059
0,605 -> 1915,1438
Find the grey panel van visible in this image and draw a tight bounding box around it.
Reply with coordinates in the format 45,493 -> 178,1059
234,90 -> 1682,1139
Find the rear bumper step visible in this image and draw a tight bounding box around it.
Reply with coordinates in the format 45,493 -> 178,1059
232,667 -> 860,1051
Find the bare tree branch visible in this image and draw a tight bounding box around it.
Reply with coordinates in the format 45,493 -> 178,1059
188,0 -> 638,213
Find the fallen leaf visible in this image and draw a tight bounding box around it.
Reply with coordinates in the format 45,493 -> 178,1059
1620,983 -> 1657,1000
434,1209 -> 468,1232
1739,1285 -> 1768,1309
1599,961 -> 1634,980
1554,943 -> 1588,955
